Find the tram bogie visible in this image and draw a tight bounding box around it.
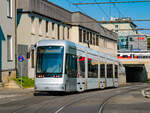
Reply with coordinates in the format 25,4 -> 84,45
35,40 -> 123,92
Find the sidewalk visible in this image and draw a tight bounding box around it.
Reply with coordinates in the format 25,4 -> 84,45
0,87 -> 34,99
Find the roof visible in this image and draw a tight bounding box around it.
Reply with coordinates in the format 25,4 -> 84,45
17,0 -> 118,41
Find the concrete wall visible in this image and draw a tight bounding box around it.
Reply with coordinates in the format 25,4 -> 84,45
0,0 -> 16,83
118,66 -> 126,85
145,64 -> 150,80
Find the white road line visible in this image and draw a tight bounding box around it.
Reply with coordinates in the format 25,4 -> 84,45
55,106 -> 65,113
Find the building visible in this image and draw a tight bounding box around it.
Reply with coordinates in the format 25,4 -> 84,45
0,0 -> 16,84
102,17 -> 147,52
17,0 -> 118,78
147,34 -> 150,50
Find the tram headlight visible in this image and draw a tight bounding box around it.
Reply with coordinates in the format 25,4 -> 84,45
36,74 -> 44,78
54,75 -> 62,78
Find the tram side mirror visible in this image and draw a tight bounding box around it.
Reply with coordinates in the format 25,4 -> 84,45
27,52 -> 30,59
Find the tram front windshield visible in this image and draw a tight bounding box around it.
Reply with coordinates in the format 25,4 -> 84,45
36,46 -> 64,74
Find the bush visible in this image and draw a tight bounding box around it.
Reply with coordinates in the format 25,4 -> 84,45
148,79 -> 150,83
13,76 -> 34,88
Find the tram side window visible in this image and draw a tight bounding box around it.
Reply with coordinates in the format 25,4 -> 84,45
65,54 -> 77,78
115,65 -> 118,78
107,64 -> 113,78
77,56 -> 85,78
100,64 -> 105,78
122,55 -> 128,58
88,59 -> 98,78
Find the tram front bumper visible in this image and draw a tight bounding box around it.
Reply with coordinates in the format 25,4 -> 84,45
35,83 -> 66,92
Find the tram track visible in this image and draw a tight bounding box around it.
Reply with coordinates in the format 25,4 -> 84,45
53,83 -> 150,113
97,84 -> 150,113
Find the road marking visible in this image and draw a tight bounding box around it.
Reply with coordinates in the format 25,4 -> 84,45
55,106 -> 64,113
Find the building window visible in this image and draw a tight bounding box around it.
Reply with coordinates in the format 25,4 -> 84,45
63,27 -> 64,40
39,19 -> 42,35
31,50 -> 34,68
52,23 -> 54,31
83,30 -> 86,43
104,39 -> 107,48
87,32 -> 89,41
79,29 -> 82,42
58,24 -> 60,39
90,32 -> 92,44
115,25 -> 118,29
96,35 -> 99,46
31,16 -> 35,33
6,0 -> 12,18
115,25 -> 118,32
7,35 -> 13,61
93,34 -> 96,45
130,45 -> 133,50
46,21 -> 48,33
67,28 -> 69,39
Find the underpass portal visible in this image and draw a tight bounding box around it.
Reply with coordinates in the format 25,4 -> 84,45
125,65 -> 147,82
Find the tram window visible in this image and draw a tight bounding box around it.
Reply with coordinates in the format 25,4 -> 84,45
100,64 -> 105,78
65,54 -> 77,78
122,55 -> 128,58
88,59 -> 98,78
77,56 -> 85,78
115,65 -> 118,78
107,64 -> 113,78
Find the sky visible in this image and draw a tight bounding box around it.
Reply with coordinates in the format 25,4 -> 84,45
49,0 -> 150,34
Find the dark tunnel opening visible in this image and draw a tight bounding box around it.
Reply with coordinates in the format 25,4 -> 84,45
125,65 -> 147,83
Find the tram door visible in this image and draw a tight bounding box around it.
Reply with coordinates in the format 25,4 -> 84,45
77,56 -> 85,92
100,60 -> 106,89
65,54 -> 77,91
106,61 -> 114,87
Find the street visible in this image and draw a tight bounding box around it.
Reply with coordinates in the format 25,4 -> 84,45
0,83 -> 149,113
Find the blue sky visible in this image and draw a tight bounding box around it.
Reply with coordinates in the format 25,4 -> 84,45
49,0 -> 150,34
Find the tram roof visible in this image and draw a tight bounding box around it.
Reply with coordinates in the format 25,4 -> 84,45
37,40 -> 119,62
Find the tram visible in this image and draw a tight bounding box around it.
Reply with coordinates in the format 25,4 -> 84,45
118,52 -> 150,59
35,40 -> 123,92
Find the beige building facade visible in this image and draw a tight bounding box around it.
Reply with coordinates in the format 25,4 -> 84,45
17,0 -> 118,78
102,17 -> 137,36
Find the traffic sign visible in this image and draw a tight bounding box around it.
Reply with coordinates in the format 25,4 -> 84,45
18,56 -> 24,62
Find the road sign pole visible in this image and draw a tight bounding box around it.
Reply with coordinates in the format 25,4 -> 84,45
21,62 -> 22,88
18,55 -> 24,88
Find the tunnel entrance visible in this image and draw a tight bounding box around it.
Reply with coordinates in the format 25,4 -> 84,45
124,64 -> 147,82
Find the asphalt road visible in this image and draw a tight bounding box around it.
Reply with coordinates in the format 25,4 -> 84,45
0,83 -> 150,113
